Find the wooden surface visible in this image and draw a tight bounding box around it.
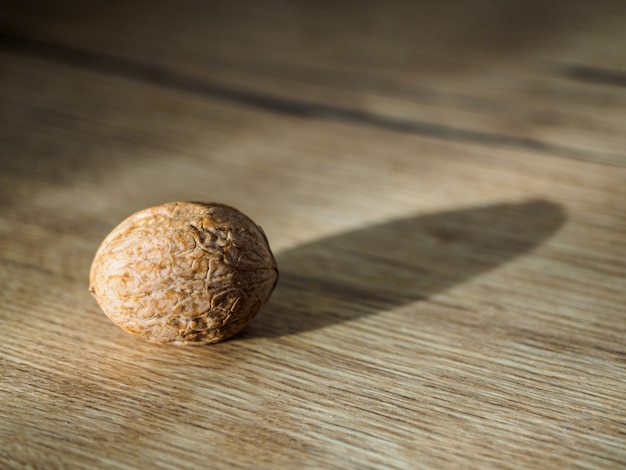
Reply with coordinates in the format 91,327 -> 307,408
1,1 -> 625,468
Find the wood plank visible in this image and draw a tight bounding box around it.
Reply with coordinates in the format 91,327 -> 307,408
1,1 -> 625,468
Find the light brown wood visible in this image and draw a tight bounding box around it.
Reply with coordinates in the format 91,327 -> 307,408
1,1 -> 625,468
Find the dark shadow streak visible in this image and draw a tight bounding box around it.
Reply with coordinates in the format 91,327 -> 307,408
0,32 -> 620,164
241,200 -> 566,339
560,64 -> 626,88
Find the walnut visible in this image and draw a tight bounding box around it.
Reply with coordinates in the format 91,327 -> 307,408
89,202 -> 279,344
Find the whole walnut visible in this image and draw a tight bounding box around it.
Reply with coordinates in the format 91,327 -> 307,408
89,202 -> 279,344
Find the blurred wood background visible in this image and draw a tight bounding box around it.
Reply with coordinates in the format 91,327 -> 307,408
1,0 -> 625,468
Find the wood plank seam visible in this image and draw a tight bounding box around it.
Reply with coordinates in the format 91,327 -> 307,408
0,32 -> 623,167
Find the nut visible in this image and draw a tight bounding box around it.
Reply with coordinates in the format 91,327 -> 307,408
89,202 -> 279,344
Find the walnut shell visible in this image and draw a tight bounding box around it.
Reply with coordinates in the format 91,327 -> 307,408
89,202 -> 279,344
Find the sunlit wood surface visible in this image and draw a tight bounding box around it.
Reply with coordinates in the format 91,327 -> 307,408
1,1 -> 625,468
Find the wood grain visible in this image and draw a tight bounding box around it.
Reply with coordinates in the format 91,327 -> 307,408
1,1 -> 625,468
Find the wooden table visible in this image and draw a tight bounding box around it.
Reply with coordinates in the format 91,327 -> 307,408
1,1 -> 625,468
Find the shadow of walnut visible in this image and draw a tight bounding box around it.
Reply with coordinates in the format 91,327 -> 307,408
243,200 -> 566,339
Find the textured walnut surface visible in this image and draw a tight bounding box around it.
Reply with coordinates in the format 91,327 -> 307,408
89,202 -> 278,344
